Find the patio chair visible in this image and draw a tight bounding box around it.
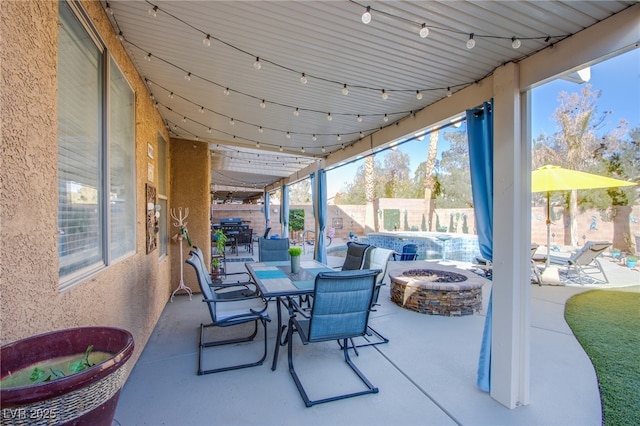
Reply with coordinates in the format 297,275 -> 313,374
236,229 -> 254,255
190,246 -> 258,298
258,237 -> 290,261
549,241 -> 611,285
287,269 -> 380,407
341,242 -> 373,270
185,253 -> 270,375
393,243 -> 418,261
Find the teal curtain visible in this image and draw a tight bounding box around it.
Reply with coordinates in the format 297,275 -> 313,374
466,101 -> 494,393
281,184 -> 289,239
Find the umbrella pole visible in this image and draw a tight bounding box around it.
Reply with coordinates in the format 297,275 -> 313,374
546,191 -> 551,268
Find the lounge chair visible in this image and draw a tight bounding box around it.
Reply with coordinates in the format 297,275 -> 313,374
548,241 -> 611,285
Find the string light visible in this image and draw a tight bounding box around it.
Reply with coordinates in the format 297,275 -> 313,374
148,5 -> 158,17
300,73 -> 307,84
313,135 -> 317,141
203,34 -> 211,46
117,31 -> 124,42
105,2 -> 113,15
511,37 -> 521,49
168,92 -> 174,99
321,146 -> 326,153
279,146 -> 283,152
359,131 -> 364,138
293,107 -> 299,116
361,6 -> 371,24
258,126 -> 263,133
145,53 -> 152,61
466,33 -> 475,49
184,72 -> 191,81
223,87 -> 230,95
447,87 -> 452,97
253,57 -> 261,70
199,106 -> 204,113
357,115 -> 363,122
342,84 -> 349,95
381,89 -> 388,100
416,90 -> 423,100
181,116 -> 186,122
256,142 -> 260,148
337,134 -> 342,141
383,114 -> 389,122
327,113 -> 332,121
208,128 -> 212,133
260,100 -> 266,108
301,147 -> 305,153
229,118 -> 235,125
286,132 -> 291,139
419,23 -> 429,38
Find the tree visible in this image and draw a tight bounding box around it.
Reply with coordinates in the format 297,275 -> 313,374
532,84 -> 636,246
435,131 -> 472,208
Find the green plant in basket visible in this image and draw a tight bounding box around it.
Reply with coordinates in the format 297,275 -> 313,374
288,247 -> 302,257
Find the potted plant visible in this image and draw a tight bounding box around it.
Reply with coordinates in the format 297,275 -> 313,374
288,246 -> 302,274
214,229 -> 227,255
1,327 -> 134,426
611,248 -> 621,259
626,255 -> 638,268
211,256 -> 222,280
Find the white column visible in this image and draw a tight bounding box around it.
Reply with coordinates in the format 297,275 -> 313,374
491,62 -> 532,408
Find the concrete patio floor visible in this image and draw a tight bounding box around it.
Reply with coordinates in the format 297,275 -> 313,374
114,250 -> 638,425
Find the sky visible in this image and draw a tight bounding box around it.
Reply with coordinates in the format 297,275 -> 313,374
326,48 -> 639,198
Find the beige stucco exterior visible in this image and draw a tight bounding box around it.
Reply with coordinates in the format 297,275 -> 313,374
0,1 -> 211,371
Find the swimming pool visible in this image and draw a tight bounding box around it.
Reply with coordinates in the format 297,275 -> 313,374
332,232 -> 481,263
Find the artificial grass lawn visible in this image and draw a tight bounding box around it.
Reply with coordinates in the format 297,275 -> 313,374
564,288 -> 640,426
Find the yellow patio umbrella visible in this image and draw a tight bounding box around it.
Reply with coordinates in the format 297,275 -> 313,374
532,164 -> 636,266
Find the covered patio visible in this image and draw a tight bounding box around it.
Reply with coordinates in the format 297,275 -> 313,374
113,254 -> 638,425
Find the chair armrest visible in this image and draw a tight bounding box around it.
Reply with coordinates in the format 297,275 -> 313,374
288,297 -> 311,319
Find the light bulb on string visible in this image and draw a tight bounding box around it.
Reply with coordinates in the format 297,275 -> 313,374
286,132 -> 291,139
256,142 -> 260,148
447,87 -> 452,97
184,72 -> 191,81
416,90 -> 423,100
359,131 -> 364,139
207,128 -> 212,134
260,100 -> 266,108
117,31 -> 124,42
145,53 -> 152,61
511,37 -> 521,49
229,118 -> 235,125
337,134 -> 342,141
381,89 -> 388,100
279,146 -> 283,152
106,3 -> 113,15
203,34 -> 211,46
258,126 -> 263,133
327,113 -> 332,121
342,84 -> 349,95
300,73 -> 307,84
148,5 -> 158,17
357,115 -> 363,122
312,135 -> 317,141
383,114 -> 389,122
223,88 -> 230,95
301,147 -> 305,153
466,33 -> 475,49
361,6 -> 371,24
181,117 -> 186,123
321,146 -> 326,153
419,23 -> 429,38
253,57 -> 261,70
168,92 -> 174,99
293,108 -> 299,116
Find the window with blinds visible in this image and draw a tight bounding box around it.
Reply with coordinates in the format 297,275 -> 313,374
58,2 -> 135,287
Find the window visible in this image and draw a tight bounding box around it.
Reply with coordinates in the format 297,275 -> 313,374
157,134 -> 168,258
58,2 -> 135,288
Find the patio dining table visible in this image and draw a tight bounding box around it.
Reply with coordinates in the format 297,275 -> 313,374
245,259 -> 333,370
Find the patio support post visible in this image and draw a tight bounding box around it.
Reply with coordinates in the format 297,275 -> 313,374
490,62 -> 531,409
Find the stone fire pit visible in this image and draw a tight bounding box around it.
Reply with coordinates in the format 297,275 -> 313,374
390,268 -> 484,316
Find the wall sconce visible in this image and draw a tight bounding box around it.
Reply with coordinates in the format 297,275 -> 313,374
147,202 -> 155,211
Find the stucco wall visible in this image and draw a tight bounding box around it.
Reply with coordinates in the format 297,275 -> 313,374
0,0 -> 172,372
170,139 -> 211,293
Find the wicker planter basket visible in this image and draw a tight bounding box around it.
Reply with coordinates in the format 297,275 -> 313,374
1,327 -> 134,426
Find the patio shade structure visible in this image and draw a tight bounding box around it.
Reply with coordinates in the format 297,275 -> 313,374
531,164 -> 636,266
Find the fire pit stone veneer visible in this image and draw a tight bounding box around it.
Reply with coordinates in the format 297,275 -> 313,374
390,268 -> 484,316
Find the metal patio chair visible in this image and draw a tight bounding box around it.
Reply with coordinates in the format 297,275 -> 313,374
190,246 -> 258,298
258,237 -> 290,262
549,241 -> 611,285
287,269 -> 380,407
186,253 -> 270,375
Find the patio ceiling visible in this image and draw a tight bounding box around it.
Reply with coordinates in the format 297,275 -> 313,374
102,1 -> 635,202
